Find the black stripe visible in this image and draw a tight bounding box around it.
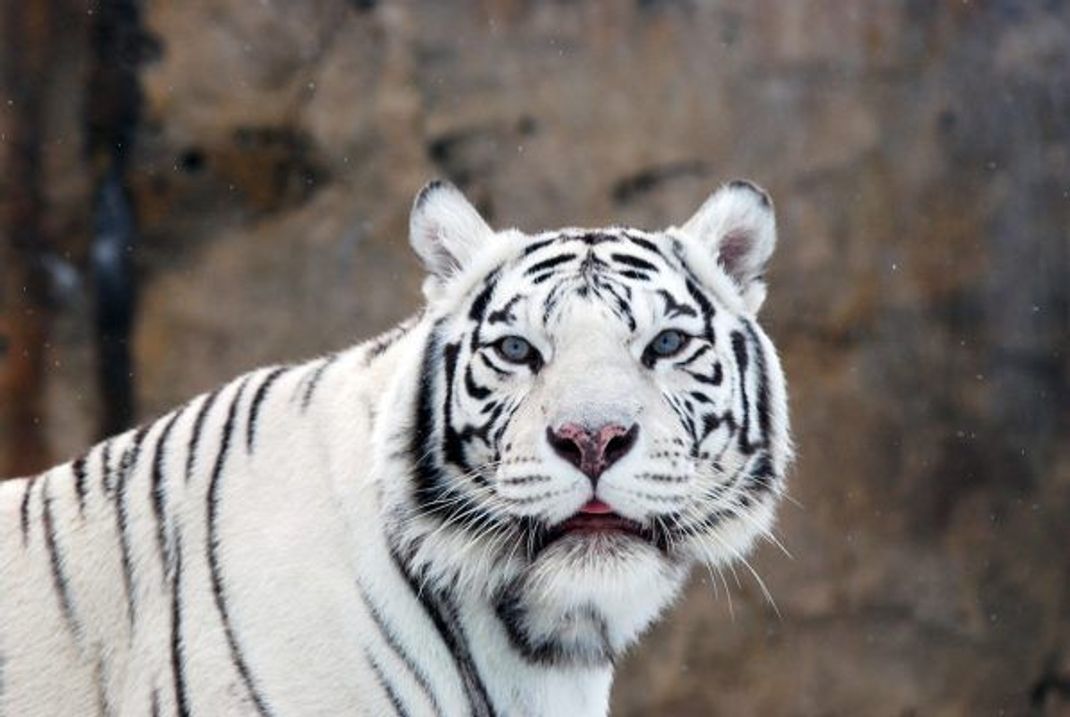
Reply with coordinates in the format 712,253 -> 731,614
743,321 -> 772,449
150,688 -> 161,717
684,279 -> 716,343
186,389 -> 221,482
19,477 -> 35,546
72,455 -> 89,516
170,532 -> 191,717
357,581 -> 443,717
626,234 -> 661,254
151,409 -> 184,582
731,330 -> 756,454
486,295 -> 522,325
247,366 -> 288,453
610,253 -> 659,273
495,589 -> 614,666
206,377 -> 275,717
467,270 -> 501,326
115,427 -> 149,627
590,276 -> 636,332
524,253 -> 575,276
410,327 -> 492,529
478,353 -> 511,377
94,657 -> 113,717
522,236 -> 556,256
301,355 -> 338,411
389,545 -> 496,717
673,343 -> 712,369
581,231 -> 620,245
364,318 -> 417,364
42,475 -> 81,638
365,649 -> 411,717
657,289 -> 698,319
464,364 -> 491,400
744,451 -> 776,494
101,439 -> 115,495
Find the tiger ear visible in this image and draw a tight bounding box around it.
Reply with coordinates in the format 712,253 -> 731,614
679,180 -> 777,313
409,180 -> 493,281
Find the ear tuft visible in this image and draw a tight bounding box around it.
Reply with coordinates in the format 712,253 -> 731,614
679,180 -> 777,312
409,180 -> 493,280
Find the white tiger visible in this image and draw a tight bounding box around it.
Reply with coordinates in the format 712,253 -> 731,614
0,179 -> 791,716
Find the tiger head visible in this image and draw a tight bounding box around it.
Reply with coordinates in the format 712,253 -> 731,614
382,179 -> 791,665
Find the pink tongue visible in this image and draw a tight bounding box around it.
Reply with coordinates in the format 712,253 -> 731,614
580,499 -> 614,515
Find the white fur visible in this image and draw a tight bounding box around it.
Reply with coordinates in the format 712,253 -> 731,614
0,180 -> 791,716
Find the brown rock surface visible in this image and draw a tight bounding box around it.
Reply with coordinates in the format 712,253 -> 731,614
1,1 -> 1068,714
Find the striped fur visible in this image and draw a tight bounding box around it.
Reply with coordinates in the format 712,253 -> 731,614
0,180 -> 791,716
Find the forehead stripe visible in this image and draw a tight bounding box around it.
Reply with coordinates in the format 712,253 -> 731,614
610,254 -> 659,272
524,253 -> 576,276
468,270 -> 501,322
522,237 -> 557,256
625,234 -> 662,255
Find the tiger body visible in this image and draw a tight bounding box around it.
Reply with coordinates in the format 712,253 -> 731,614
0,180 -> 791,717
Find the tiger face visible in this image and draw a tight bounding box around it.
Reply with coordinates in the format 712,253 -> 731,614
387,180 -> 791,663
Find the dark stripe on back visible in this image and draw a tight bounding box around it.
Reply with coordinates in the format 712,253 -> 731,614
42,474 -> 81,638
19,477 -> 35,547
72,455 -> 89,516
170,532 -> 191,717
205,377 -> 276,717
389,545 -> 497,717
357,580 -> 443,717
247,366 -> 288,453
365,649 -> 411,717
101,439 -> 115,495
115,427 -> 149,627
151,408 -> 185,582
301,355 -> 338,412
186,389 -> 221,483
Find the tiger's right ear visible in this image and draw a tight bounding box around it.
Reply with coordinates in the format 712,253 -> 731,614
409,180 -> 494,281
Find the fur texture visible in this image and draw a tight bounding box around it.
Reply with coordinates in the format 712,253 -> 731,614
0,180 -> 791,716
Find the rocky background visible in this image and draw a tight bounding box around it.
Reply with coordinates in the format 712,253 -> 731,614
2,1 -> 1069,714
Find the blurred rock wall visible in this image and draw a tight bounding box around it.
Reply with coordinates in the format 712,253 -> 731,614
2,1 -> 1068,714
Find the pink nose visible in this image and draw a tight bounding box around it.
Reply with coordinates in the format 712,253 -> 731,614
546,423 -> 639,482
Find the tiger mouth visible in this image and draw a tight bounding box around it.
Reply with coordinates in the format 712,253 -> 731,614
555,512 -> 646,537
545,502 -> 655,545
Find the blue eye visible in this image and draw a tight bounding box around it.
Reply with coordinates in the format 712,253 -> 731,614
496,336 -> 536,364
647,329 -> 688,358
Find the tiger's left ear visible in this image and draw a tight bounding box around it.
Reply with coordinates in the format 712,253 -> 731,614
679,180 -> 777,313
409,179 -> 494,283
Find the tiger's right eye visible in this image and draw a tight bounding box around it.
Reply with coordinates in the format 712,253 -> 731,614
495,336 -> 536,365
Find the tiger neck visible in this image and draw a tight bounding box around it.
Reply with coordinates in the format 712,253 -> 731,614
388,549 -> 616,717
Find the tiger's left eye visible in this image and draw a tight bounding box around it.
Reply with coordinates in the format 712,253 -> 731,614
496,336 -> 536,364
647,329 -> 688,359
